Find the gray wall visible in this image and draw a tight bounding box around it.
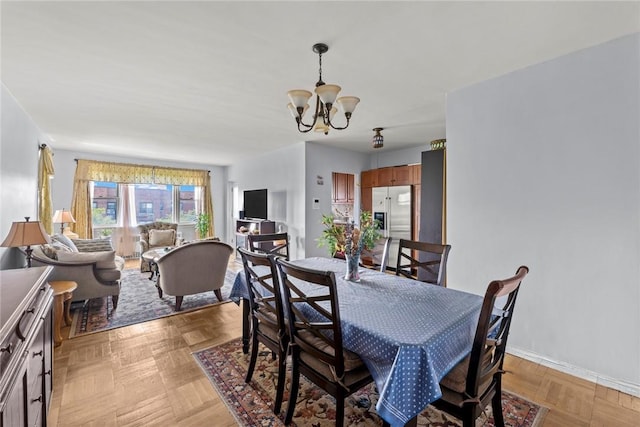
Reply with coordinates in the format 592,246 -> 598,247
0,84 -> 51,268
446,34 -> 640,393
304,142 -> 370,258
227,142 -> 306,259
49,149 -> 227,243
368,144 -> 427,170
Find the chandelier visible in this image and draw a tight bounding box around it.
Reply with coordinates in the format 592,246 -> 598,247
287,43 -> 360,135
372,128 -> 384,149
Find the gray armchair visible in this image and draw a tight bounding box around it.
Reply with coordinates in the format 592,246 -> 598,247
155,240 -> 233,311
138,221 -> 178,272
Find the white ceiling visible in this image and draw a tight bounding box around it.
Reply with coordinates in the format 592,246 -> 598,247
2,1 -> 638,166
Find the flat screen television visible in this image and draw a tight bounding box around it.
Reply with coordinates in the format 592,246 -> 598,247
243,189 -> 268,220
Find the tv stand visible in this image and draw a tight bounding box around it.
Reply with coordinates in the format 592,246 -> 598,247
235,219 -> 276,258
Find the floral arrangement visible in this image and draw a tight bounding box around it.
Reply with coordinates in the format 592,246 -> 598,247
317,210 -> 382,258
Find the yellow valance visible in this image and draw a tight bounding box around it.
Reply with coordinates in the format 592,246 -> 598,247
75,159 -> 209,186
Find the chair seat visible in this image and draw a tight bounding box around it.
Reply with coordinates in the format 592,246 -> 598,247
298,330 -> 363,371
440,354 -> 494,400
300,351 -> 371,387
257,320 -> 280,343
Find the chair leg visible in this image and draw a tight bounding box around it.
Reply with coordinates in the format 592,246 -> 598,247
214,288 -> 223,302
273,348 -> 286,414
175,296 -> 183,311
245,331 -> 259,384
335,390 -> 345,427
462,410 -> 475,427
284,357 -> 300,425
492,380 -> 505,427
111,295 -> 119,310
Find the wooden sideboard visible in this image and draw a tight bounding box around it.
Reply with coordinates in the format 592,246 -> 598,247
0,266 -> 54,427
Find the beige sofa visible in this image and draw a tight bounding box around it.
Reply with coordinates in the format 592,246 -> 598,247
155,239 -> 233,311
31,234 -> 124,309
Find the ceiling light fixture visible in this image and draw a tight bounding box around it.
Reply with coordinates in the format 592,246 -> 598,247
372,128 -> 384,149
287,43 -> 360,135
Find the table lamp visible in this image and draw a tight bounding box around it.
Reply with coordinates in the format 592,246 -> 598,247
52,209 -> 76,235
1,217 -> 50,267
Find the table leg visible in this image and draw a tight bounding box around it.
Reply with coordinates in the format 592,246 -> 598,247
242,299 -> 250,354
63,292 -> 73,326
53,294 -> 64,347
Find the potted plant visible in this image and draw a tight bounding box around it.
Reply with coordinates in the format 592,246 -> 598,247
195,213 -> 210,239
317,210 -> 382,281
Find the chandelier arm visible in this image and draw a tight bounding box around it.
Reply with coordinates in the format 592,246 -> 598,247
297,121 -> 314,133
297,95 -> 322,130
327,117 -> 351,131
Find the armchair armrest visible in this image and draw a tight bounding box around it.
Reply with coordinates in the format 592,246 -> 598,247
31,253 -> 114,285
30,253 -> 122,303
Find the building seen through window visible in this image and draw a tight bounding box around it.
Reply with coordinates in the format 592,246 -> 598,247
91,182 -> 198,229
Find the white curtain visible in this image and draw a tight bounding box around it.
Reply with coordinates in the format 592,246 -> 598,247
112,184 -> 138,257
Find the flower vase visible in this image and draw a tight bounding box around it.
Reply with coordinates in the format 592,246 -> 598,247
344,253 -> 361,282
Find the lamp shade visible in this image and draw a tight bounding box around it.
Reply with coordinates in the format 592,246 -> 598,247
52,209 -> 76,224
1,218 -> 50,247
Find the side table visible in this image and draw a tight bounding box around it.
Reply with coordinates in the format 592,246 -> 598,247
49,280 -> 78,347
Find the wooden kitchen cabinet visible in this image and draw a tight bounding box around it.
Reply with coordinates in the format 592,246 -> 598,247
332,172 -> 354,204
410,164 -> 421,185
361,170 -> 375,188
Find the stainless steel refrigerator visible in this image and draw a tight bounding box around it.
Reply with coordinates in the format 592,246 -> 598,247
372,185 -> 412,269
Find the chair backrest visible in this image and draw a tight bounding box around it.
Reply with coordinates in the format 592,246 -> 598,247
395,239 -> 451,285
238,248 -> 287,348
276,258 -> 347,378
466,266 -> 529,398
156,240 -> 232,295
360,237 -> 392,272
247,232 -> 290,260
138,221 -> 178,245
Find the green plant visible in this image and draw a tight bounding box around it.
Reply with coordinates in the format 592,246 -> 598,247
195,213 -> 210,239
317,210 -> 382,257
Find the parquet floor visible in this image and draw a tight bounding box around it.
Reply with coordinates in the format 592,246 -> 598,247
48,262 -> 640,426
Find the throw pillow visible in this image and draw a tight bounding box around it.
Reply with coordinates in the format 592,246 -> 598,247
149,229 -> 175,246
72,238 -> 114,252
51,234 -> 78,252
57,250 -> 117,269
39,242 -> 73,260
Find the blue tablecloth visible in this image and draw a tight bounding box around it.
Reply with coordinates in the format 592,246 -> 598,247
230,257 -> 483,427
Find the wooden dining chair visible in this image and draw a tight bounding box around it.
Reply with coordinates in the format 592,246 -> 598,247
360,236 -> 392,272
432,266 -> 529,427
238,248 -> 288,414
247,232 -> 290,260
395,238 -> 451,285
275,258 -> 380,427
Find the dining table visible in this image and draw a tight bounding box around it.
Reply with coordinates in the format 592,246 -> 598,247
230,256 -> 483,427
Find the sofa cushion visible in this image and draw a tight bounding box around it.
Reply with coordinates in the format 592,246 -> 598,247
57,250 -> 117,269
52,234 -> 78,252
39,242 -> 73,260
72,238 -> 114,252
149,229 -> 176,246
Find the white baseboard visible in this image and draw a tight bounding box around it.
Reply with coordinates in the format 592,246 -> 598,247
508,347 -> 640,398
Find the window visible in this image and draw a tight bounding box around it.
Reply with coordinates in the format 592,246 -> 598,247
90,181 -> 201,228
179,185 -> 197,223
138,202 -> 153,222
92,182 -> 118,226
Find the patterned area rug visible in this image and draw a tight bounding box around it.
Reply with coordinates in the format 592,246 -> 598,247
193,338 -> 547,427
70,267 -> 239,337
